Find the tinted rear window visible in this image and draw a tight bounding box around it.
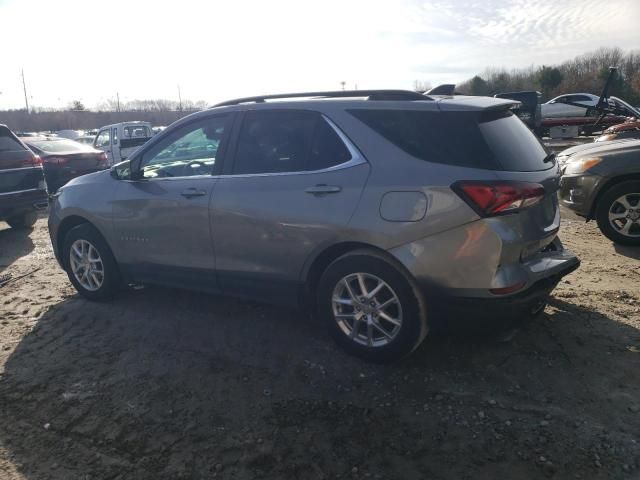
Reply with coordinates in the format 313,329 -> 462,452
28,139 -> 90,153
348,109 -> 550,172
0,132 -> 26,152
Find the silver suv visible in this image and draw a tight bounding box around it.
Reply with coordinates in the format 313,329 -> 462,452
48,90 -> 579,362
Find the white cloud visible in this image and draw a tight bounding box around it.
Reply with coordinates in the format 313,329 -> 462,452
0,0 -> 638,110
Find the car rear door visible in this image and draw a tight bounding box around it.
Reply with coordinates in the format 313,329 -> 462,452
210,109 -> 370,305
111,113 -> 234,292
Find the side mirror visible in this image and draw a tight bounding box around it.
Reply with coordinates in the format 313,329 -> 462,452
110,160 -> 132,180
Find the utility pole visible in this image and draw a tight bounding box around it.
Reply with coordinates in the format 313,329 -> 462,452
21,69 -> 29,113
116,92 -> 121,112
177,84 -> 183,111
340,81 -> 346,91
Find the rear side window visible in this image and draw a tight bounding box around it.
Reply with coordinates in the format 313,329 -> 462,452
0,131 -> 26,152
348,109 -> 550,172
233,110 -> 351,175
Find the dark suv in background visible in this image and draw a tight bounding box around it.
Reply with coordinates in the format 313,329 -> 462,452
0,125 -> 48,229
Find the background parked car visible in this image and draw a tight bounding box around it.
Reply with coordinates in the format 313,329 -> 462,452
541,93 -> 600,118
558,138 -> 640,245
595,118 -> 640,142
0,125 -> 48,229
94,121 -> 153,166
23,137 -> 108,193
75,135 -> 96,145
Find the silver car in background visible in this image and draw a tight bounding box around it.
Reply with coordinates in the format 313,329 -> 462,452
48,90 -> 579,362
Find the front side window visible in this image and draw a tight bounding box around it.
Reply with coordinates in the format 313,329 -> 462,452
138,115 -> 229,179
95,130 -> 110,148
233,110 -> 351,175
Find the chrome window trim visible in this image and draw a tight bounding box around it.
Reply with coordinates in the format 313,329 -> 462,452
220,113 -> 367,179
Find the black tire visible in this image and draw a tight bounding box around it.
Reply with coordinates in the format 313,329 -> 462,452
62,223 -> 121,300
595,180 -> 640,246
317,249 -> 428,363
7,211 -> 37,229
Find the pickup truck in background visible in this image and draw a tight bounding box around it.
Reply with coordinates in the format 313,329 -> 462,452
94,121 -> 153,166
0,125 -> 48,229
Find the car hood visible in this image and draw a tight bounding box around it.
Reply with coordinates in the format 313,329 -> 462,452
558,138 -> 640,159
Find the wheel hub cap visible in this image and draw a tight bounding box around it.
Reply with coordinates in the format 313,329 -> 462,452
69,239 -> 104,291
332,273 -> 403,347
608,193 -> 640,238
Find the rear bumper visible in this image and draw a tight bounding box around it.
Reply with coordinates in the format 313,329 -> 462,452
428,255 -> 579,332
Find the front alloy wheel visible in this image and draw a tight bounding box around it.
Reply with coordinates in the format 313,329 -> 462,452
596,180 -> 640,246
62,223 -> 120,300
607,193 -> 640,239
69,239 -> 105,291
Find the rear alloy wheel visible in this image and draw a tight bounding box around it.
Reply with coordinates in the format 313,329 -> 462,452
7,211 -> 37,230
596,181 -> 640,246
332,273 -> 403,347
318,250 -> 427,363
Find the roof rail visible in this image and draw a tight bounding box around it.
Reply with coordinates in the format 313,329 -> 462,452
213,89 -> 432,107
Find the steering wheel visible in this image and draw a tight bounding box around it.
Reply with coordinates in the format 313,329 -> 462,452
184,160 -> 209,176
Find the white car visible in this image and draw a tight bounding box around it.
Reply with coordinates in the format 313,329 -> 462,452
541,93 -> 600,118
94,121 -> 153,166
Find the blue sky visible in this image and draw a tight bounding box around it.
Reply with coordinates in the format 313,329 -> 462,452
0,0 -> 638,109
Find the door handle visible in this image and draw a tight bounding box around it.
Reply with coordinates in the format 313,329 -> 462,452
305,184 -> 342,196
180,188 -> 207,198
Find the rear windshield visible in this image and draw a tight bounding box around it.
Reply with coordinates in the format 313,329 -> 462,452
28,139 -> 90,153
124,126 -> 151,138
0,132 -> 26,152
348,109 -> 550,171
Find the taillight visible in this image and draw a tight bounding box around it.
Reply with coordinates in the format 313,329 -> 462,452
452,181 -> 545,216
22,154 -> 42,167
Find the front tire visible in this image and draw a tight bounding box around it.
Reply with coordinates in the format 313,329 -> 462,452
62,224 -> 120,300
595,181 -> 640,246
7,211 -> 37,229
317,250 -> 427,363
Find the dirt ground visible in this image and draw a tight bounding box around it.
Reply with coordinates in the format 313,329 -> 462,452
0,212 -> 639,480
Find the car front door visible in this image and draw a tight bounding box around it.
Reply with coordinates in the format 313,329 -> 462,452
94,128 -> 112,163
111,113 -> 234,291
210,109 -> 370,305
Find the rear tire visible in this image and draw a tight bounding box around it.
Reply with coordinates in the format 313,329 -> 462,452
7,211 -> 37,230
62,224 -> 120,300
595,181 -> 640,246
317,250 -> 427,363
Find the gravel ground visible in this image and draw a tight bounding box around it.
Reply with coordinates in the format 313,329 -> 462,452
0,212 -> 639,480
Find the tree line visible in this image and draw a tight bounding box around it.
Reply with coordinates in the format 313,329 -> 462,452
0,98 -> 209,132
455,47 -> 640,104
